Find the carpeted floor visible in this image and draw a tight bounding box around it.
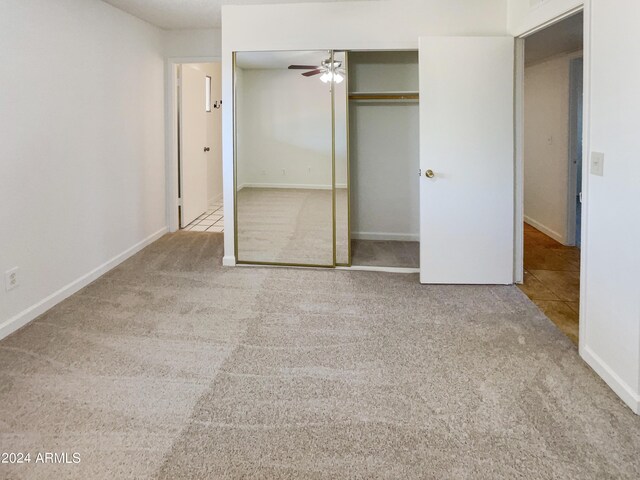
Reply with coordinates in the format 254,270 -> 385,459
1,232 -> 639,479
352,239 -> 420,268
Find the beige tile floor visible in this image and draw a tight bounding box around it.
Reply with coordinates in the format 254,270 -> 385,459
184,202 -> 224,232
518,223 -> 581,344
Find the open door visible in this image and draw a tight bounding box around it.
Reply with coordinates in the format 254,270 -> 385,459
419,36 -> 515,284
180,65 -> 209,228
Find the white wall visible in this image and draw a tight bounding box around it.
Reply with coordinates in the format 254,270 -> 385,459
0,0 -> 166,338
236,68 -> 334,189
223,0 -> 507,51
221,0 -> 509,264
164,28 -> 221,59
349,51 -> 420,93
580,0 -> 640,413
350,103 -> 419,241
524,54 -> 573,243
191,63 -> 223,204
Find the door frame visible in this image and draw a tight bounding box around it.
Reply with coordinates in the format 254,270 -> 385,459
513,4 -> 586,282
567,55 -> 584,247
165,56 -> 221,233
513,3 -> 590,356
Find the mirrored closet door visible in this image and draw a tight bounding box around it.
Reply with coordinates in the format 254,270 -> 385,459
234,50 -> 349,267
334,51 -> 350,265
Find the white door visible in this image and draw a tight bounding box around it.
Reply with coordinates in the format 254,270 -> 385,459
419,36 -> 515,284
180,65 -> 208,228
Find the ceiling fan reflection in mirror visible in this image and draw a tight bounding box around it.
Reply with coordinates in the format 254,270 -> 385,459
288,59 -> 345,83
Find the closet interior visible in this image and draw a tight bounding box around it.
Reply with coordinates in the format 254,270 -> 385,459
233,49 -> 419,270
348,51 -> 420,268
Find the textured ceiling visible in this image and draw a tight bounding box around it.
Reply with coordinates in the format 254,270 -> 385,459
525,12 -> 583,65
102,0 -> 372,30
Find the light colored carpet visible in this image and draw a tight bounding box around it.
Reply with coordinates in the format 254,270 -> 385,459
1,232 -> 639,479
236,187 -> 348,266
352,239 -> 419,268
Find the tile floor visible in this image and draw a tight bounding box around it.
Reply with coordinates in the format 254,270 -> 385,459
183,203 -> 224,233
518,223 -> 581,344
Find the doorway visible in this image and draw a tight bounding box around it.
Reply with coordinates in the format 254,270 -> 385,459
177,62 -> 223,233
518,12 -> 584,344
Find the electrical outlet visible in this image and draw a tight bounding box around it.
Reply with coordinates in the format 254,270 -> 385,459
5,267 -> 19,291
591,152 -> 605,176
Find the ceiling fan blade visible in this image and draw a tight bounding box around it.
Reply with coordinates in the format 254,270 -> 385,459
302,69 -> 323,77
288,65 -> 320,70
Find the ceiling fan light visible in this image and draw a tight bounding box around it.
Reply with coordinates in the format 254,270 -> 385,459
320,71 -> 331,83
334,72 -> 344,84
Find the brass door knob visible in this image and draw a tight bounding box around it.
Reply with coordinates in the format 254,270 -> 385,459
425,169 -> 435,178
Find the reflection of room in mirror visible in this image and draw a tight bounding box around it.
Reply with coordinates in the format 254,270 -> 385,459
235,50 -> 346,266
237,188 -> 333,265
334,51 -> 349,265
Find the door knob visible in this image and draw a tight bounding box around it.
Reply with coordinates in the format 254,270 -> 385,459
204,147 -> 210,152
425,169 -> 435,178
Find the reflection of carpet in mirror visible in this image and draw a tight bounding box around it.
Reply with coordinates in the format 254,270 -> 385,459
236,188 -> 348,265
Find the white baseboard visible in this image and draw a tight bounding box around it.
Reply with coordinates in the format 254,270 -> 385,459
222,255 -> 236,266
208,192 -> 223,205
352,231 -> 419,242
337,266 -> 420,274
581,345 -> 640,415
0,227 -> 167,341
238,183 -> 347,191
524,216 -> 567,245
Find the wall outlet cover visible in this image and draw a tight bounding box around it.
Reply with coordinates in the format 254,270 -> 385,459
591,152 -> 605,176
5,267 -> 19,291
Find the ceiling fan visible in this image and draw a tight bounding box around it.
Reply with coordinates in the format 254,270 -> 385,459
288,59 -> 345,83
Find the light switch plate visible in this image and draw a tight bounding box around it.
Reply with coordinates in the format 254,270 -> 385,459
591,152 -> 605,176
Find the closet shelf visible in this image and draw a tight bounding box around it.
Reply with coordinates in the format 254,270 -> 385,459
349,91 -> 419,101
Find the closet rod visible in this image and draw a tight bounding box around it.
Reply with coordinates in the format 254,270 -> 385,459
348,93 -> 419,101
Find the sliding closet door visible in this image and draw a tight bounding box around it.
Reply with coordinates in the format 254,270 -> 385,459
334,51 -> 350,266
418,37 -> 514,284
234,51 -> 335,266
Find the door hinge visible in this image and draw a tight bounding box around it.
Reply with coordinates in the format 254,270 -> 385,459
178,197 -> 183,207
418,168 -> 422,177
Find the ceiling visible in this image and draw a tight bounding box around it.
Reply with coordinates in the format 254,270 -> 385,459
525,12 -> 583,65
102,0 -> 371,30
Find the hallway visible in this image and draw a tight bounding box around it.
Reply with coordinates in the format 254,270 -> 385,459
518,223 -> 581,344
